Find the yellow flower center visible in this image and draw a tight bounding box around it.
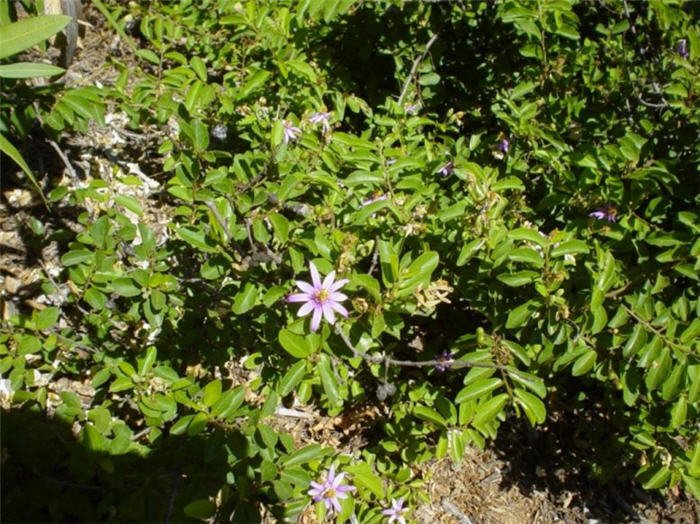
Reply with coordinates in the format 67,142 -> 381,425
315,288 -> 330,303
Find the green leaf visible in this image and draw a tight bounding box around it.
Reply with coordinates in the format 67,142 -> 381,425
113,277 -> 141,298
397,251 -> 439,297
345,463 -> 385,498
202,379 -> 222,407
0,62 -> 65,78
571,350 -> 597,376
455,378 -> 503,404
319,354 -> 340,406
497,270 -> 538,287
61,249 -> 93,266
0,15 -> 71,59
505,300 -> 538,329
232,283 -> 257,314
35,307 -> 59,330
177,226 -> 217,252
414,405 -> 446,426
508,247 -> 544,268
237,70 -> 271,100
282,443 -> 325,467
514,388 -> 546,425
472,393 -> 508,427
642,466 -> 671,490
114,195 -> 143,216
551,240 -> 589,257
211,387 -> 245,419
278,329 -> 312,358
184,499 -> 216,520
139,346 -> 157,376
279,361 -> 306,397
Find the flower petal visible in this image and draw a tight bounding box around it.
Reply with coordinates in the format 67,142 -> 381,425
296,281 -> 315,294
330,278 -> 349,291
330,497 -> 341,513
286,293 -> 310,303
322,303 -> 336,325
297,301 -> 315,317
331,302 -> 349,317
322,271 -> 336,289
329,292 -> 347,302
309,262 -> 322,288
311,307 -> 323,332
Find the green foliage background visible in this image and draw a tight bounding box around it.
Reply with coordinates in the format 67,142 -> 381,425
1,0 -> 698,521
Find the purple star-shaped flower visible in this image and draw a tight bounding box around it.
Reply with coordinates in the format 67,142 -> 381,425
309,111 -> 332,133
435,350 -> 455,372
307,465 -> 356,513
588,204 -> 617,223
438,160 -> 454,176
676,39 -> 689,59
381,498 -> 409,524
286,262 -> 349,332
281,120 -> 301,144
498,138 -> 510,154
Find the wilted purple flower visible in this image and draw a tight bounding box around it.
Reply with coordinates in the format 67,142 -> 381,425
435,350 -> 454,372
676,39 -> 689,59
438,160 -> 454,176
286,262 -> 349,332
212,124 -> 227,141
381,498 -> 409,524
309,111 -> 332,133
282,120 -> 301,144
498,138 -> 510,154
588,204 -> 617,223
361,192 -> 388,207
307,465 -> 356,513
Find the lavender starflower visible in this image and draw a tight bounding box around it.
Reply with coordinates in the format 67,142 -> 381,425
307,465 -> 356,513
381,498 -> 409,524
361,192 -> 388,207
404,102 -> 420,114
438,160 -> 454,176
282,120 -> 302,144
498,138 -> 510,154
588,204 -> 617,223
676,39 -> 689,59
286,262 -> 349,332
435,350 -> 454,372
309,111 -> 332,133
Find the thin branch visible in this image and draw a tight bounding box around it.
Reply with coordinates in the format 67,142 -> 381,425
334,325 -> 530,378
398,32 -> 439,107
621,304 -> 690,355
203,201 -> 234,241
47,139 -> 78,179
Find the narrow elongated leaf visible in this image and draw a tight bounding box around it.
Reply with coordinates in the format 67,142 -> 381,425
0,133 -> 48,206
0,15 -> 71,59
0,62 -> 65,78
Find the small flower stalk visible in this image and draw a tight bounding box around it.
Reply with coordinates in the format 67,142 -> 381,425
381,498 -> 409,524
588,204 -> 617,223
282,119 -> 302,144
307,465 -> 356,514
287,262 -> 349,332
